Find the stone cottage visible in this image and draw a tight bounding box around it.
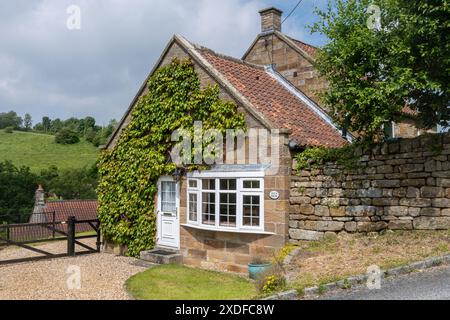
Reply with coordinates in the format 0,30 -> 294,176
104,7 -> 352,273
104,7 -> 447,273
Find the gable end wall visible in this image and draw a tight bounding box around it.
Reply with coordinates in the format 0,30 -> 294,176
244,34 -> 327,108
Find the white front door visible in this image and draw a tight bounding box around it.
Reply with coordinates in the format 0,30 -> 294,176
157,177 -> 180,249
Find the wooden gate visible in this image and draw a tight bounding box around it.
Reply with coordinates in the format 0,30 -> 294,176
0,214 -> 100,265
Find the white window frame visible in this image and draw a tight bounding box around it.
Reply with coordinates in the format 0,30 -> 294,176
186,172 -> 265,232
187,179 -> 200,224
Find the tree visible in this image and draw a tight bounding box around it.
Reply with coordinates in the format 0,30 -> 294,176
50,118 -> 63,133
42,116 -> 51,133
33,122 -> 43,132
39,164 -> 98,200
23,113 -> 32,131
83,116 -> 96,132
84,127 -> 97,144
102,119 -> 118,140
0,161 -> 37,220
0,111 -> 23,129
55,128 -> 80,144
311,0 -> 450,141
39,165 -> 59,185
62,117 -> 82,134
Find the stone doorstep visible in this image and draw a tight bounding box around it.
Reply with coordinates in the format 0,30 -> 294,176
140,248 -> 182,265
129,259 -> 157,269
262,254 -> 450,300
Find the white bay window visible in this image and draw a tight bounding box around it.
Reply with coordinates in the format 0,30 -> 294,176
186,173 -> 264,232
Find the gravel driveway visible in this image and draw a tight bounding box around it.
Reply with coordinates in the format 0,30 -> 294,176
0,241 -> 147,300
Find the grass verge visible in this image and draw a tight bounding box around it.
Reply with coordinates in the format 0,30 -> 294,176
126,264 -> 256,300
286,230 -> 450,294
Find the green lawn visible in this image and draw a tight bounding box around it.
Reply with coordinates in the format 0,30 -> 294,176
0,130 -> 99,172
126,264 -> 256,300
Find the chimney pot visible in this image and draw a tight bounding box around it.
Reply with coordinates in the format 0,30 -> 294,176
259,7 -> 283,33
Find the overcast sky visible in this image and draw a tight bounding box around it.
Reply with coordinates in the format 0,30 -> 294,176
0,0 -> 328,126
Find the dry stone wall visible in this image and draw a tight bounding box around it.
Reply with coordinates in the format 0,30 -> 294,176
289,133 -> 450,241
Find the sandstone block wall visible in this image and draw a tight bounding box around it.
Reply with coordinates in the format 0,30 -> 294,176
289,133 -> 450,241
244,34 -> 327,106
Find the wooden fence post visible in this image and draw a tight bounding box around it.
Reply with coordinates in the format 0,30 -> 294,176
52,211 -> 56,239
67,216 -> 76,256
96,221 -> 101,253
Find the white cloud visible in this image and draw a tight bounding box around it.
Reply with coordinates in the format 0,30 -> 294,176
0,0 -> 325,125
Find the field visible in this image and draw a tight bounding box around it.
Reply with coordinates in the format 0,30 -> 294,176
0,130 -> 99,172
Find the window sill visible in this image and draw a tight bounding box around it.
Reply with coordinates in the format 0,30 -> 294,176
181,223 -> 276,235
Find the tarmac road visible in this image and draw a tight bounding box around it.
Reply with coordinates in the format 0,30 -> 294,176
319,265 -> 450,300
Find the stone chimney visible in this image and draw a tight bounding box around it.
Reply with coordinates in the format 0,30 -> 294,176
259,7 -> 283,33
33,185 -> 45,214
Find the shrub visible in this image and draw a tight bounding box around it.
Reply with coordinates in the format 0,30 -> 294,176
295,144 -> 358,171
4,126 -> 13,133
262,275 -> 286,295
255,264 -> 286,295
55,128 -> 80,144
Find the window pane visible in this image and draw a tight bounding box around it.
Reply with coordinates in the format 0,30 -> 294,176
220,179 -> 236,190
243,180 -> 260,189
202,179 -> 215,190
161,181 -> 176,213
188,193 -> 197,221
202,192 -> 215,225
219,192 -> 237,227
188,180 -> 198,188
242,195 -> 260,227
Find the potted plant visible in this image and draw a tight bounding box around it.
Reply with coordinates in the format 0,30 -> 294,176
248,257 -> 272,280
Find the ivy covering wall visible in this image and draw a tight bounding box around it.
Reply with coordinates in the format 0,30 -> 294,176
97,59 -> 245,256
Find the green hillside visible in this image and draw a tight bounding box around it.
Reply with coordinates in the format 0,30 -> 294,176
0,130 -> 99,172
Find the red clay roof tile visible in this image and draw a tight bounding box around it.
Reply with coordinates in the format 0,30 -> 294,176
45,200 -> 98,222
195,47 -> 346,148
